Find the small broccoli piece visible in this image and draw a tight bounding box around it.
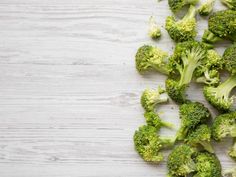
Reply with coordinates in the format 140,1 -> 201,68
202,29 -> 223,45
133,125 -> 175,163
167,144 -> 196,176
185,124 -> 214,153
229,139 -> 236,160
148,16 -> 161,39
165,5 -> 197,42
224,167 -> 236,177
177,102 -> 211,140
212,112 -> 236,141
198,0 -> 215,16
221,0 -> 236,10
194,152 -> 222,177
144,111 -> 174,130
204,44 -> 236,112
165,41 -> 207,103
168,0 -> 199,12
141,87 -> 168,112
135,45 -> 169,74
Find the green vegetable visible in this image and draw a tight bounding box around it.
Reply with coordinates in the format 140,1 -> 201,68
148,16 -> 161,39
221,0 -> 236,10
168,0 -> 199,12
223,167 -> 236,177
229,139 -> 236,160
198,0 -> 215,16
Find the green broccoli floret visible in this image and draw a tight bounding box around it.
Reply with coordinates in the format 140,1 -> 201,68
141,87 -> 168,112
202,30 -> 223,45
165,5 -> 197,42
177,102 -> 211,140
212,112 -> 236,141
166,41 -> 207,103
168,0 -> 199,12
224,167 -> 236,177
133,125 -> 175,163
229,139 -> 236,160
144,111 -> 174,130
135,45 -> 169,74
148,16 -> 161,39
204,44 -> 236,112
185,124 -> 214,153
167,144 -> 196,176
195,49 -> 222,86
198,0 -> 215,16
203,10 -> 236,44
221,0 -> 236,10
194,152 -> 222,177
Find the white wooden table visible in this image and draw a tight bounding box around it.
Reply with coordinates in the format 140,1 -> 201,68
0,0 -> 234,176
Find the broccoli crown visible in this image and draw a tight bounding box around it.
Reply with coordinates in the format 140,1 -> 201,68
141,87 -> 168,112
221,0 -> 236,10
194,152 -> 222,177
166,41 -> 207,103
177,102 -> 211,140
148,16 -> 161,39
202,29 -> 223,44
204,75 -> 236,112
198,0 -> 215,16
212,112 -> 236,141
186,124 -> 214,153
168,0 -> 199,12
133,125 -> 174,163
223,44 -> 236,75
144,111 -> 173,130
167,144 -> 196,176
229,139 -> 236,160
208,10 -> 236,41
165,5 -> 197,42
135,45 -> 169,74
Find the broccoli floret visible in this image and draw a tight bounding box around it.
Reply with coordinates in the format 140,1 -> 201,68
229,139 -> 236,160
224,167 -> 236,177
185,124 -> 214,153
144,111 -> 174,130
141,87 -> 168,112
177,102 -> 211,140
167,144 -> 196,176
198,0 -> 215,16
135,45 -> 169,74
168,0 -> 199,12
165,41 -> 207,103
202,29 -> 223,45
221,0 -> 236,10
133,125 -> 175,163
194,152 -> 222,177
165,5 -> 197,42
212,112 -> 236,141
204,44 -> 236,112
148,16 -> 161,39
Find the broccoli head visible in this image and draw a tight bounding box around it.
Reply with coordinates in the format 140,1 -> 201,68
167,144 -> 196,176
198,0 -> 215,16
224,167 -> 236,177
212,112 -> 236,141
148,16 -> 161,39
185,124 -> 214,153
135,45 -> 169,74
229,139 -> 236,160
165,41 -> 207,103
141,87 -> 168,112
165,5 -> 197,42
221,0 -> 236,10
204,44 -> 236,112
144,111 -> 173,130
194,152 -> 222,177
177,102 -> 211,140
133,125 -> 175,163
168,0 -> 199,12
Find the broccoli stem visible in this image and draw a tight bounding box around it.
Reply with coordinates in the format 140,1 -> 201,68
200,141 -> 214,153
186,0 -> 199,6
232,127 -> 236,137
202,30 -> 223,44
161,121 -> 174,129
183,5 -> 197,21
160,137 -> 176,148
150,63 -> 169,75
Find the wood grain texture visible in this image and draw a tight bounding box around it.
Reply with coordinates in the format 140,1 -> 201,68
0,0 -> 234,176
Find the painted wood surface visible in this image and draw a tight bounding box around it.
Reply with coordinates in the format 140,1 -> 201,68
0,0 -> 234,176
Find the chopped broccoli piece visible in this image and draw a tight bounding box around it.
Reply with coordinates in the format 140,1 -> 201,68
166,41 -> 207,103
168,0 -> 199,12
167,144 -> 196,176
186,124 -> 214,153
135,45 -> 169,74
144,111 -> 174,130
221,0 -> 236,10
148,16 -> 161,39
194,152 -> 222,177
177,102 -> 211,140
165,5 -> 197,42
202,29 -> 223,44
141,87 -> 168,112
224,167 -> 236,177
133,125 -> 175,163
198,0 -> 215,16
229,139 -> 236,160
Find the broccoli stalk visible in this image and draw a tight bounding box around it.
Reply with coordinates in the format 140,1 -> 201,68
165,5 -> 197,42
229,139 -> 236,160
198,0 -> 215,16
221,0 -> 236,10
202,30 -> 223,44
148,16 -> 161,39
168,0 -> 199,13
